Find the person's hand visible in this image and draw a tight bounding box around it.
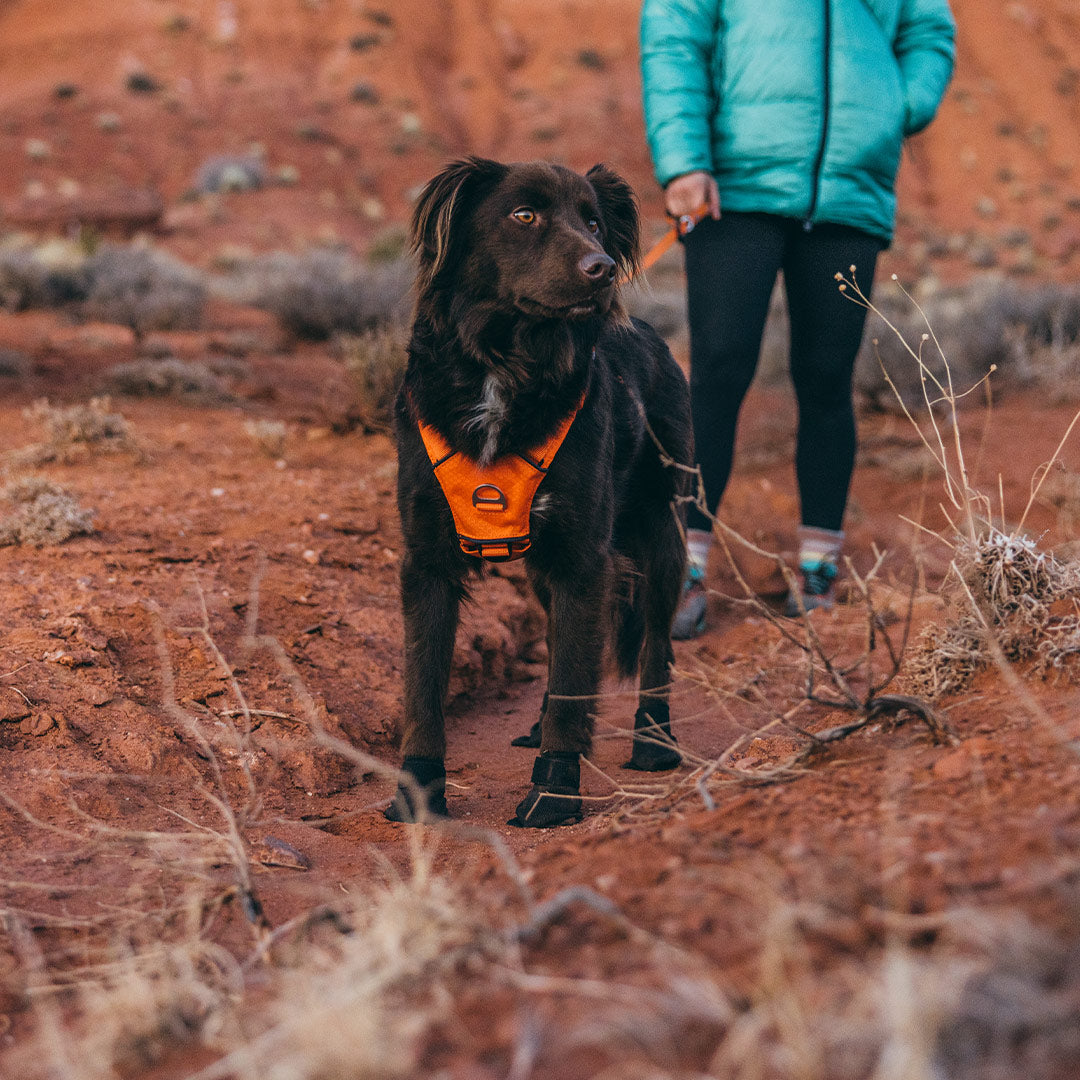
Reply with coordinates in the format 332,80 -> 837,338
664,171 -> 720,221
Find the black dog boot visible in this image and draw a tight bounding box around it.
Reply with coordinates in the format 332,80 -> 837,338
384,756 -> 449,822
510,692 -> 546,747
511,750 -> 582,828
624,707 -> 682,771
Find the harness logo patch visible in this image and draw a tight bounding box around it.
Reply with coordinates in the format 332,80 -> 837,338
471,484 -> 507,512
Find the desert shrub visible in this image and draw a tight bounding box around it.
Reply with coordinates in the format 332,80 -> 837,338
194,154 -> 265,194
0,476 -> 94,546
125,70 -> 161,95
336,328 -> 408,432
837,271 -> 1080,699
103,358 -> 230,402
1005,305 -> 1080,405
367,225 -> 408,264
906,531 -> 1080,699
9,397 -> 135,466
350,81 -> 379,105
221,250 -> 411,340
0,348 -> 31,378
0,238 -> 88,311
80,246 -> 206,334
244,418 -> 287,457
855,277 -> 1080,412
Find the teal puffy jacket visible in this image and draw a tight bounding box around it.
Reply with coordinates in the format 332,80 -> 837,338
640,0 -> 955,241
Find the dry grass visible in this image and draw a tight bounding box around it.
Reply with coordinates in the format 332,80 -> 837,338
0,555 -> 1078,1079
854,277 -> 1080,413
1005,301 -> 1080,406
0,572 -> 729,1079
6,397 -> 136,467
243,419 -> 287,458
0,477 -> 94,546
905,531 -> 1080,698
838,270 -> 1080,702
335,327 -> 408,433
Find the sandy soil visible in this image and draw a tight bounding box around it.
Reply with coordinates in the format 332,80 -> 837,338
1,1 -> 1080,1077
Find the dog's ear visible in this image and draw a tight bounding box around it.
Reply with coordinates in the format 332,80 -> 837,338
586,163 -> 640,282
411,157 -> 506,289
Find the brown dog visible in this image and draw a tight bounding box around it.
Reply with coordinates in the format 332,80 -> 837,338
385,158 -> 693,827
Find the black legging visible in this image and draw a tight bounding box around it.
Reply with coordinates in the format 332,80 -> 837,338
683,212 -> 881,534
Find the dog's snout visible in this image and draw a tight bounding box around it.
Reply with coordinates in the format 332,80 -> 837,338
579,251 -> 616,284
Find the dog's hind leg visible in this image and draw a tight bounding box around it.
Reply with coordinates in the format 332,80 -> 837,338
512,563 -> 609,827
624,514 -> 684,772
385,560 -> 464,822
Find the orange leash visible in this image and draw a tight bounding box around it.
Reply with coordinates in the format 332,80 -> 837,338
621,203 -> 710,284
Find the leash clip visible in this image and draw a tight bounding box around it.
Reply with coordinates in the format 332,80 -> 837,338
677,213 -> 698,237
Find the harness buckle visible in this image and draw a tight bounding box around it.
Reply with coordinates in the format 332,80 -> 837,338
471,484 -> 507,512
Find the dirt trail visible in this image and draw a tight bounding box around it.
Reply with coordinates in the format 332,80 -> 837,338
2,311 -> 1080,1074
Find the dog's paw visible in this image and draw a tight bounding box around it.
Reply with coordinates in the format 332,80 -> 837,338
384,756 -> 449,823
623,708 -> 682,771
384,787 -> 449,822
510,720 -> 542,748
509,786 -> 582,828
508,750 -> 582,828
623,738 -> 682,772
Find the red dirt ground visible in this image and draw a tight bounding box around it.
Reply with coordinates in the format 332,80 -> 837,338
2,1 -> 1080,1077
0,1 -> 1079,276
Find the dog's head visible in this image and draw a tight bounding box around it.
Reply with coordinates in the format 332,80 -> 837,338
411,157 -> 640,322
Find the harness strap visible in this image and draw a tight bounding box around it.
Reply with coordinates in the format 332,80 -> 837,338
416,392 -> 586,561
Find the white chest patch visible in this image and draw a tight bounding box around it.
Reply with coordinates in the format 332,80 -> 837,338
464,373 -> 509,465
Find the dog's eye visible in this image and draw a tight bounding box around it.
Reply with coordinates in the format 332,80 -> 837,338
511,208 -> 536,224
587,218 -> 600,233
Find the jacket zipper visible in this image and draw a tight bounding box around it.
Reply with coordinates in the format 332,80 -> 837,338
805,0 -> 832,230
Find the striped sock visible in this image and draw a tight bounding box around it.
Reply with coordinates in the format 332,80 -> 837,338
797,525 -> 844,572
686,528 -> 712,581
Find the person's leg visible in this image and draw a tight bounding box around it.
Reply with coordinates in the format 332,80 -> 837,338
684,212 -> 787,530
674,212 -> 786,637
783,223 -> 882,610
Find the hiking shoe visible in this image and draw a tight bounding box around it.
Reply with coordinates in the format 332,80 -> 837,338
782,560 -> 838,618
671,564 -> 707,640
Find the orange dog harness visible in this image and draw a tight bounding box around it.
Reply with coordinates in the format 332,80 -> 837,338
417,395 -> 585,561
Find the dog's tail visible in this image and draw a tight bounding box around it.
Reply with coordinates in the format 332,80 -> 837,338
612,555 -> 646,679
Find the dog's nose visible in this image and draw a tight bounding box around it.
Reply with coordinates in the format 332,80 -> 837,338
579,251 -> 616,283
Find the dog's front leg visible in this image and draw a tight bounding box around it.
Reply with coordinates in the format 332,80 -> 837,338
385,559 -> 463,822
512,563 -> 609,827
